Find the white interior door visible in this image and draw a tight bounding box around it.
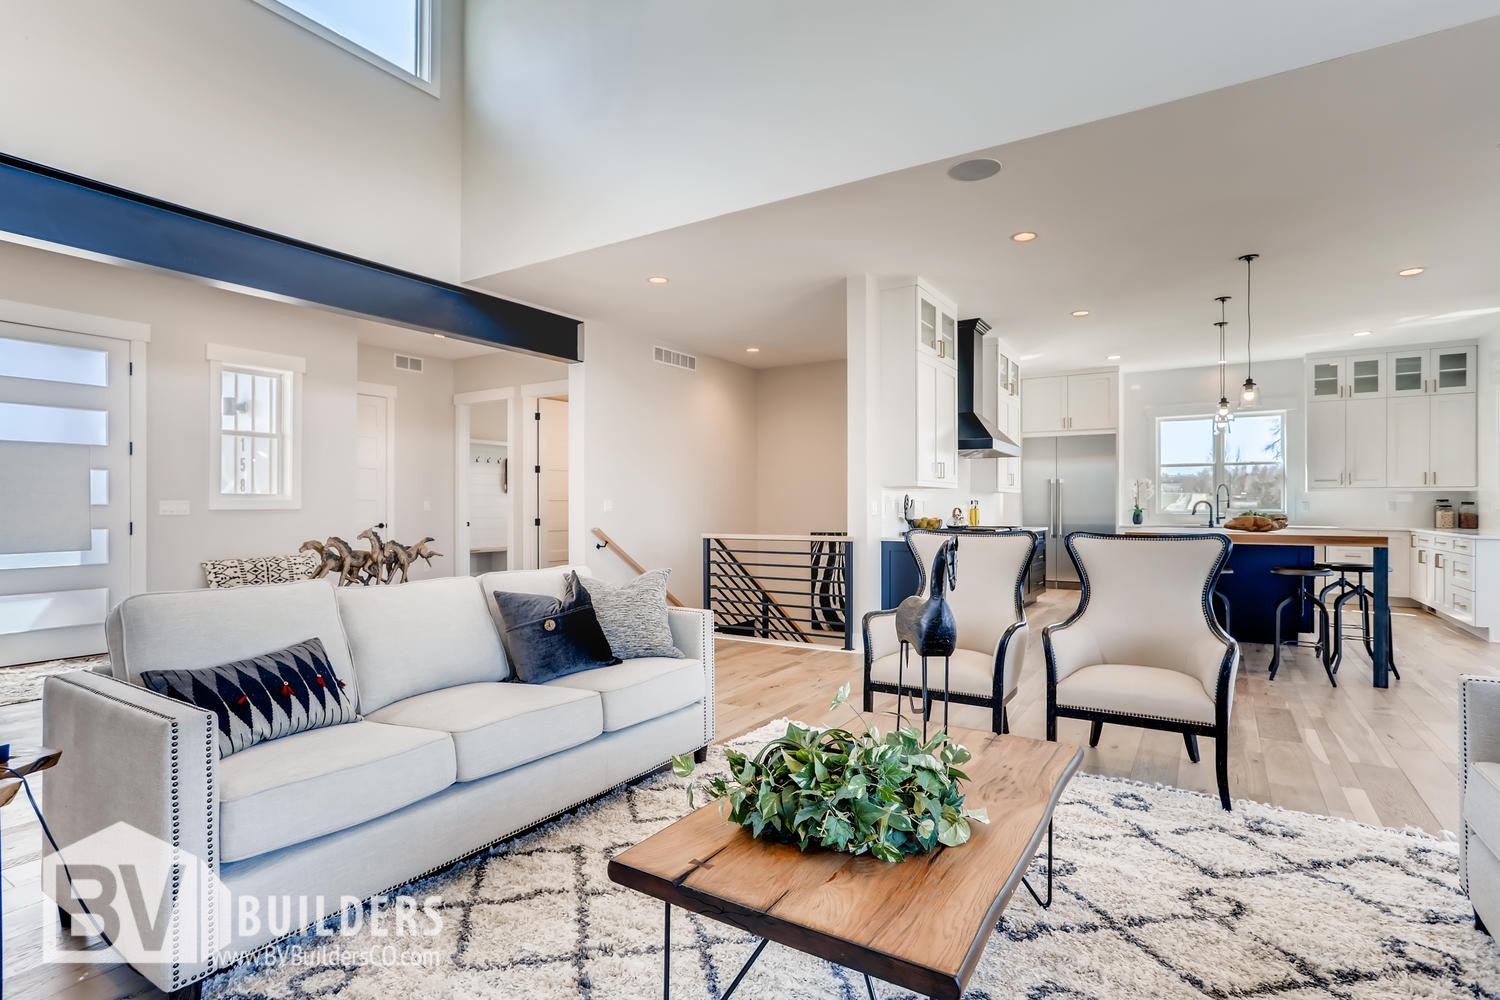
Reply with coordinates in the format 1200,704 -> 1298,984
535,396 -> 569,568
354,390 -> 392,536
0,323 -> 131,665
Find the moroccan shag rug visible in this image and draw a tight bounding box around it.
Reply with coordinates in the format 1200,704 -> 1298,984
209,720 -> 1500,1000
0,655 -> 105,706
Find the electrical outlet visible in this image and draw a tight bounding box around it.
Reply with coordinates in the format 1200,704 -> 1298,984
1387,500 -> 1399,513
158,500 -> 190,516
422,499 -> 431,512
1299,498 -> 1311,512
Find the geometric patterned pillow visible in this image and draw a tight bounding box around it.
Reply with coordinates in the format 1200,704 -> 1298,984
202,551 -> 322,589
139,637 -> 358,757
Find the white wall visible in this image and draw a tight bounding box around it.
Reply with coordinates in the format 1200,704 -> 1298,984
754,361 -> 847,534
459,1 -> 1497,278
579,323 -> 758,606
1,0 -> 464,278
0,241 -> 378,591
1117,350 -> 1496,530
356,346 -> 455,580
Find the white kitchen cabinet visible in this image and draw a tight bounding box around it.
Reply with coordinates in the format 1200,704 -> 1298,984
1306,400 -> 1346,488
1410,543 -> 1435,607
1431,392 -> 1477,488
971,335 -> 1022,495
1021,372 -> 1117,434
1409,530 -> 1495,632
879,279 -> 959,488
1309,342 -> 1475,491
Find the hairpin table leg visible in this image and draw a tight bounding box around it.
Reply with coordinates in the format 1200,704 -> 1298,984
663,902 -> 670,1000
1021,821 -> 1054,908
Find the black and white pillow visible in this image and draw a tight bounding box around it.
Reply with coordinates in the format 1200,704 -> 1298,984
140,637 -> 357,757
202,552 -> 321,589
576,569 -> 683,660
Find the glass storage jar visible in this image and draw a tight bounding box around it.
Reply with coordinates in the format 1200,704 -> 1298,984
1434,499 -> 1456,529
1460,500 -> 1479,530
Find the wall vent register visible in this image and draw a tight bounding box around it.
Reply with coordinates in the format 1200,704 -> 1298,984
393,353 -> 425,373
653,346 -> 698,372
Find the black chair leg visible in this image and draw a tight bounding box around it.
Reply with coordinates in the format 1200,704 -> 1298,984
994,704 -> 1009,735
1360,586 -> 1376,658
1269,591 -> 1294,678
1088,719 -> 1103,748
1478,911 -> 1491,936
1215,730 -> 1231,811
1183,732 -> 1200,763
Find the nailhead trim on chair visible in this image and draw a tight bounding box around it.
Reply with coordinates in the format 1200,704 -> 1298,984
1459,675 -> 1500,898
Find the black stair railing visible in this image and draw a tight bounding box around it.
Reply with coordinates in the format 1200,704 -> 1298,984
702,534 -> 854,649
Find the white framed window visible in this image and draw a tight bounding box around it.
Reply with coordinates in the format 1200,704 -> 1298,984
207,345 -> 304,510
1156,411 -> 1286,519
249,0 -> 437,93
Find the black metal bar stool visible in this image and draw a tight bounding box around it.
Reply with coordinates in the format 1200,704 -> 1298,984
1320,561 -> 1400,680
1269,566 -> 1336,686
1211,568 -> 1234,633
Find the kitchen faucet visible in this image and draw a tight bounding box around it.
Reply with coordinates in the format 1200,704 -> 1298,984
1191,499 -> 1216,527
1215,484 -> 1231,525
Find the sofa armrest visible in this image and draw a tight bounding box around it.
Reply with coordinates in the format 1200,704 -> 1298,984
668,606 -> 716,747
41,671 -> 220,992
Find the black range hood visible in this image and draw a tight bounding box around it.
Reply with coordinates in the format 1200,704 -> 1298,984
957,317 -> 1021,458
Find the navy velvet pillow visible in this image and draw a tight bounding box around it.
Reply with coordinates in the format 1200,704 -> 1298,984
140,637 -> 356,758
492,575 -> 619,683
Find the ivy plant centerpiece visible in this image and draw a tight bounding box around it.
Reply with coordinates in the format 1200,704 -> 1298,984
671,685 -> 988,862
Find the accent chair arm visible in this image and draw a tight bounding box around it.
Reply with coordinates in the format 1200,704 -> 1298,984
1041,616 -> 1105,687
862,609 -> 900,665
41,671 -> 219,993
1463,676 -> 1500,770
994,621 -> 1030,704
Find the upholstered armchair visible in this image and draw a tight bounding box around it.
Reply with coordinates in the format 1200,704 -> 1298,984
1043,532 -> 1239,809
862,529 -> 1037,734
1461,675 -> 1500,935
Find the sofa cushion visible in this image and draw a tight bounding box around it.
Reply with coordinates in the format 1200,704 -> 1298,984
1055,663 -> 1215,725
478,566 -> 592,630
338,576 -> 508,713
141,637 -> 356,757
202,551 -> 321,589
546,656 -> 702,732
579,569 -> 683,660
366,682 -> 603,782
869,648 -> 999,698
1468,762 -> 1500,858
492,576 -> 618,684
106,579 -> 358,702
218,720 -> 455,862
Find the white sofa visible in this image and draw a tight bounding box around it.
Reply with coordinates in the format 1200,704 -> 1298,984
1462,674 -> 1500,935
41,566 -> 714,997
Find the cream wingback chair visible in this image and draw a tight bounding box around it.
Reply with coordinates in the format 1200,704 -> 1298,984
1461,675 -> 1500,935
1043,532 -> 1239,810
862,529 -> 1037,734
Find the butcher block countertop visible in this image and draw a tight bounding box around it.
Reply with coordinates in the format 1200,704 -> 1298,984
1122,526 -> 1390,547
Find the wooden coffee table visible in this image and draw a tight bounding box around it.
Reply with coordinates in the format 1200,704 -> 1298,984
608,727 -> 1082,1000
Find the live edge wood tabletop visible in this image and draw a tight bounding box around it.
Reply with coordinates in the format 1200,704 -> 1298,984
608,728 -> 1083,1000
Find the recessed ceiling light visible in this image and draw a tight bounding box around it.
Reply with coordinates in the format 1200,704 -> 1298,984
647,275 -> 670,284
1353,330 -> 1373,337
1011,232 -> 1038,243
745,347 -> 760,353
433,333 -> 446,339
946,158 -> 1002,181
1107,354 -> 1121,361
1071,310 -> 1090,317
1019,352 -> 1043,362
1397,267 -> 1425,277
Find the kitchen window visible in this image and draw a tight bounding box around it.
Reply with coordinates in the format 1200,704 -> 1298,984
1156,412 -> 1286,518
208,345 -> 303,510
250,0 -> 435,91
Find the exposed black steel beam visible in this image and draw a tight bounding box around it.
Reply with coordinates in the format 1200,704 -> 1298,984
0,152 -> 580,361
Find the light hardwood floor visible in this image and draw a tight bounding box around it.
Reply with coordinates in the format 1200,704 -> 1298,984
1,588 -> 1494,996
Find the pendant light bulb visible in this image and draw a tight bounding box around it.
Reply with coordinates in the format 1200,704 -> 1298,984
1239,254 -> 1260,406
1217,397 -> 1232,418
1242,377 -> 1258,403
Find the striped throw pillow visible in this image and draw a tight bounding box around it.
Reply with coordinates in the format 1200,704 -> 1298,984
140,637 -> 357,757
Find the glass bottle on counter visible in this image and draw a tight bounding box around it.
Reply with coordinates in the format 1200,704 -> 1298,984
1460,500 -> 1479,530
968,499 -> 980,526
1434,499 -> 1455,529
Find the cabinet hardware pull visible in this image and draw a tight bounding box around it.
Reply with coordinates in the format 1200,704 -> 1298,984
938,342 -> 945,358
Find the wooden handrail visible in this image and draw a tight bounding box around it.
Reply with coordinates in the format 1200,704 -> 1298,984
591,528 -> 685,607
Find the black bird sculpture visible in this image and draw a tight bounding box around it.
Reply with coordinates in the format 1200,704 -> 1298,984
895,535 -> 959,738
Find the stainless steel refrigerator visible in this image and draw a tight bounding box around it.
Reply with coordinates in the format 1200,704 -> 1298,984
1022,434 -> 1118,586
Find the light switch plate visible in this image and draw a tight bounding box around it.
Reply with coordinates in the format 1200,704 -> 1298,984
602,499 -> 615,513
158,500 -> 190,516
422,499 -> 431,512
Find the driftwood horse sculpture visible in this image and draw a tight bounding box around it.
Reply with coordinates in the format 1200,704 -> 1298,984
324,536 -> 374,587
895,535 -> 959,739
299,540 -> 341,581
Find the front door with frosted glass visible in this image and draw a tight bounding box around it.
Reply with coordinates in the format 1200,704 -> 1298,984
0,323 -> 131,666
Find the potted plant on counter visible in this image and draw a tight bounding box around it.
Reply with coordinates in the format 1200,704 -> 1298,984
1129,479 -> 1154,525
672,684 -> 988,862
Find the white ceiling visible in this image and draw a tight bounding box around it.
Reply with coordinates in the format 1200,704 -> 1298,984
474,19 -> 1500,373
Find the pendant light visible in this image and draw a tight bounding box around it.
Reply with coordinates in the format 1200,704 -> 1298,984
1214,296 -> 1232,428
1239,253 -> 1260,403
